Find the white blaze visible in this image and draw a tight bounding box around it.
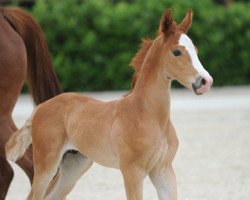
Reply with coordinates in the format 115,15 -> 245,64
178,34 -> 210,78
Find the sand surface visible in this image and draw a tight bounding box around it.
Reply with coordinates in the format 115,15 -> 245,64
6,86 -> 250,200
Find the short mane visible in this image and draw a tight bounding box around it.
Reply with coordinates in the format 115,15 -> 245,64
129,38 -> 153,89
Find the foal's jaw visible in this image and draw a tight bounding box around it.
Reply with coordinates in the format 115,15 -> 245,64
178,34 -> 213,95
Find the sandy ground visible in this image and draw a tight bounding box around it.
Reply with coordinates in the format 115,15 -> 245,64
5,86 -> 250,200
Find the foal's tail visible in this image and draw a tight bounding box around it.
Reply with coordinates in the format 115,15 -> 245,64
1,7 -> 62,105
5,115 -> 33,162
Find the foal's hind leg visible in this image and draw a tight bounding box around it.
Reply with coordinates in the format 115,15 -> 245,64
28,146 -> 64,200
45,151 -> 93,200
0,156 -> 14,200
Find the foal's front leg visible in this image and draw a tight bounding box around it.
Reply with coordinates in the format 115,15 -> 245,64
121,164 -> 147,200
149,164 -> 177,200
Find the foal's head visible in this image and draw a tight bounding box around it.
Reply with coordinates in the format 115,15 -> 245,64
131,9 -> 213,95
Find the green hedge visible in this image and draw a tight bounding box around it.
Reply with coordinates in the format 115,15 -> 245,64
31,0 -> 250,91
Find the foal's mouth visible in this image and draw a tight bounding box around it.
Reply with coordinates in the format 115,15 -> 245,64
192,85 -> 203,95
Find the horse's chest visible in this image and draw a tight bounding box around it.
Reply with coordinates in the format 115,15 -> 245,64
157,138 -> 179,166
147,133 -> 179,168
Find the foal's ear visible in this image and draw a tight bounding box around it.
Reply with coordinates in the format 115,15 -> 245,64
158,9 -> 175,38
178,9 -> 193,33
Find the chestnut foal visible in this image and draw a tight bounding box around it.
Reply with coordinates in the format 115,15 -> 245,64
6,9 -> 213,200
0,7 -> 61,199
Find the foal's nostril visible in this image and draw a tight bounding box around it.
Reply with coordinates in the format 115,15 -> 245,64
193,75 -> 213,95
201,78 -> 206,85
192,76 -> 206,92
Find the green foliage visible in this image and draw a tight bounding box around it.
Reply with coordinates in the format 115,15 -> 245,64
31,0 -> 250,91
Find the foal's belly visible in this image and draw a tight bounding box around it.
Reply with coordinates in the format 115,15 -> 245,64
79,145 -> 119,169
68,131 -> 120,169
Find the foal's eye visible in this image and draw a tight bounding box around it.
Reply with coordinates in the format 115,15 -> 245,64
172,49 -> 182,57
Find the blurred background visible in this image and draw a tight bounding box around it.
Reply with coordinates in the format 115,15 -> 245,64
1,0 -> 250,200
1,0 -> 250,92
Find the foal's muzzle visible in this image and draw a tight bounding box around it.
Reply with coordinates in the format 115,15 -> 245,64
192,75 -> 213,95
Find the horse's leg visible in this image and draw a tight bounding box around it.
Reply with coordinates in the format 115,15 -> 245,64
0,10 -> 28,199
149,164 -> 177,200
16,145 -> 34,182
1,116 -> 34,184
0,116 -> 18,200
0,155 -> 14,200
45,151 -> 93,200
120,165 -> 146,200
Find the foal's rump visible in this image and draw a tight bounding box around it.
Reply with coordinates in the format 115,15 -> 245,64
4,94 -> 70,162
6,92 -> 120,168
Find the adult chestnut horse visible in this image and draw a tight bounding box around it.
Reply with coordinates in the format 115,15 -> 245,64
0,7 -> 61,199
6,9 -> 213,200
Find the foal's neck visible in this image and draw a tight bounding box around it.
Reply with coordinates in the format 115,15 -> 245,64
131,38 -> 172,126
